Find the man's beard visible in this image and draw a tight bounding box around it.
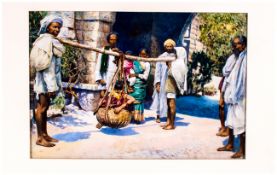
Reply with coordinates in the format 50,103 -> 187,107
233,49 -> 241,57
166,49 -> 174,53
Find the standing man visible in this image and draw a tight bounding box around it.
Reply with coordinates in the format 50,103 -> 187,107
95,32 -> 121,129
95,32 -> 120,90
217,35 -> 247,158
152,39 -> 188,130
30,15 -> 65,147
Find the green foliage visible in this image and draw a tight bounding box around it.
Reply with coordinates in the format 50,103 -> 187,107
51,93 -> 65,109
29,11 -> 47,51
188,51 -> 212,94
61,45 -> 82,82
198,13 -> 247,76
191,51 -> 213,83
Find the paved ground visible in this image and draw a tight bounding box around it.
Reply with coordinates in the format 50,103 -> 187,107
30,98 -> 239,159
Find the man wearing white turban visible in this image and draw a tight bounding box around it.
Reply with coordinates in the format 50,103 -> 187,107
151,38 -> 188,130
30,15 -> 65,147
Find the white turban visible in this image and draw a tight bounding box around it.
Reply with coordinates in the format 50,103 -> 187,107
163,38 -> 176,47
38,15 -> 63,35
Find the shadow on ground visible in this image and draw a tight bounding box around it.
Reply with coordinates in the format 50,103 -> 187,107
175,121 -> 190,127
53,131 -> 91,142
222,136 -> 240,152
100,127 -> 139,136
145,95 -> 219,119
48,115 -> 89,129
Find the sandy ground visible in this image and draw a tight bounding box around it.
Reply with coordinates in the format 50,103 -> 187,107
30,100 -> 238,159
31,76 -> 241,159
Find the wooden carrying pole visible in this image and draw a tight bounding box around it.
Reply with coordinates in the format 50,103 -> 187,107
56,38 -> 176,62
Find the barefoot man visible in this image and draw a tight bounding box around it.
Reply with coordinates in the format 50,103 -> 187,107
217,35 -> 247,158
30,15 -> 65,147
152,39 -> 188,130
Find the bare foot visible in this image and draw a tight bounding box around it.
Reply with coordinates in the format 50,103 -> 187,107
36,138 -> 55,147
156,118 -> 161,123
43,135 -> 59,142
217,144 -> 233,151
231,151 -> 244,159
160,122 -> 170,127
162,125 -> 175,130
96,122 -> 103,129
216,128 -> 229,137
217,127 -> 224,132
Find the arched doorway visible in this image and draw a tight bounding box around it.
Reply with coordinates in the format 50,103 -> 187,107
113,12 -> 192,57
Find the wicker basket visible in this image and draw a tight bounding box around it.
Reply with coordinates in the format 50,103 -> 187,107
96,108 -> 131,128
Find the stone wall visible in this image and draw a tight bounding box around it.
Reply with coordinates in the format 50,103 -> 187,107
49,11 -> 116,84
46,12 -> 117,111
183,15 -> 206,62
75,12 -> 116,84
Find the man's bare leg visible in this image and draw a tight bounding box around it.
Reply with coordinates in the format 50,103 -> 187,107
35,94 -> 55,147
231,132 -> 245,158
160,103 -> 170,127
217,128 -> 234,151
163,98 -> 175,130
217,105 -> 225,130
216,94 -> 229,137
41,96 -> 58,143
42,121 -> 59,143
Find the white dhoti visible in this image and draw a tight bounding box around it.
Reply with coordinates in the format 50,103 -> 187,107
223,51 -> 247,136
225,98 -> 246,135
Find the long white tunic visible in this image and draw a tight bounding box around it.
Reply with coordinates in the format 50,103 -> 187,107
32,34 -> 64,96
223,50 -> 247,135
150,61 -> 168,117
95,48 -> 117,90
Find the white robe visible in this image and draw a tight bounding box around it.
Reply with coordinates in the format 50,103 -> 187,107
150,61 -> 168,117
95,48 -> 117,90
32,34 -> 65,97
150,47 -> 188,117
171,47 -> 188,95
223,50 -> 247,135
159,47 -> 188,94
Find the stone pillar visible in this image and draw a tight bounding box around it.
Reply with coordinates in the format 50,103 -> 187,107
75,12 -> 116,84
74,12 -> 116,111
